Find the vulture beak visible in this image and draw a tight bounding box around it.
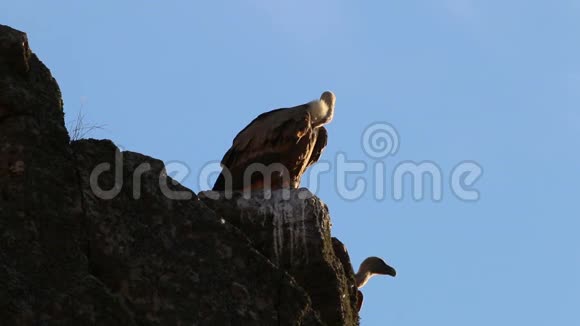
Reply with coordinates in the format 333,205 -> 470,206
380,264 -> 397,277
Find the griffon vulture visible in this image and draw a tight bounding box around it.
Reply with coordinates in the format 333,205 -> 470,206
355,256 -> 397,311
213,91 -> 335,191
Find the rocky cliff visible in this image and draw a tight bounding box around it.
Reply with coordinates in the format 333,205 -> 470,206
0,25 -> 359,325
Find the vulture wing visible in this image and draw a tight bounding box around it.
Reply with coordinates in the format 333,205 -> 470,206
306,126 -> 328,168
213,104 -> 312,190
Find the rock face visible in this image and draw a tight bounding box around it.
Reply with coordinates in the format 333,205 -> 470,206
0,25 -> 359,325
200,190 -> 359,325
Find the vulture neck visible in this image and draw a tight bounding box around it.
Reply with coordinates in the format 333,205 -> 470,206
307,100 -> 333,127
355,270 -> 373,289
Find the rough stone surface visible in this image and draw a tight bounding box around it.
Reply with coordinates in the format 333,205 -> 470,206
70,139 -> 323,326
200,190 -> 360,325
0,24 -> 360,325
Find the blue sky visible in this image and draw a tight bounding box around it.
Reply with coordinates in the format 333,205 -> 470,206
2,1 -> 579,324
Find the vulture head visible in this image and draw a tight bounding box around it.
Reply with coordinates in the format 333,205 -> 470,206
307,91 -> 336,127
355,256 -> 397,289
354,256 -> 396,311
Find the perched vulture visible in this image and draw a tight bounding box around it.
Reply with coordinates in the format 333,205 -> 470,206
355,257 -> 396,311
213,91 -> 336,191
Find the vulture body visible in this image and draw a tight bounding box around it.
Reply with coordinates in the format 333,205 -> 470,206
213,91 -> 335,191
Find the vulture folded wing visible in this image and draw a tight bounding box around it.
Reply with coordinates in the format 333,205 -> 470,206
213,105 -> 311,190
306,126 -> 328,168
219,108 -> 285,167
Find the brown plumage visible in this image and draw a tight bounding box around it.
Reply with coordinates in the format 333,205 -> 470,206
213,91 -> 335,191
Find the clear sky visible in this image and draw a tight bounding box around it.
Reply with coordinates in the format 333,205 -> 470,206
3,1 -> 579,325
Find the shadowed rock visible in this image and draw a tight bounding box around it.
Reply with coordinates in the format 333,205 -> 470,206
0,24 -> 364,325
0,24 -> 323,326
71,140 -> 322,325
200,190 -> 359,325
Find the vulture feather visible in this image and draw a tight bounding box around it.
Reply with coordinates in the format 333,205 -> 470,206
213,91 -> 335,191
